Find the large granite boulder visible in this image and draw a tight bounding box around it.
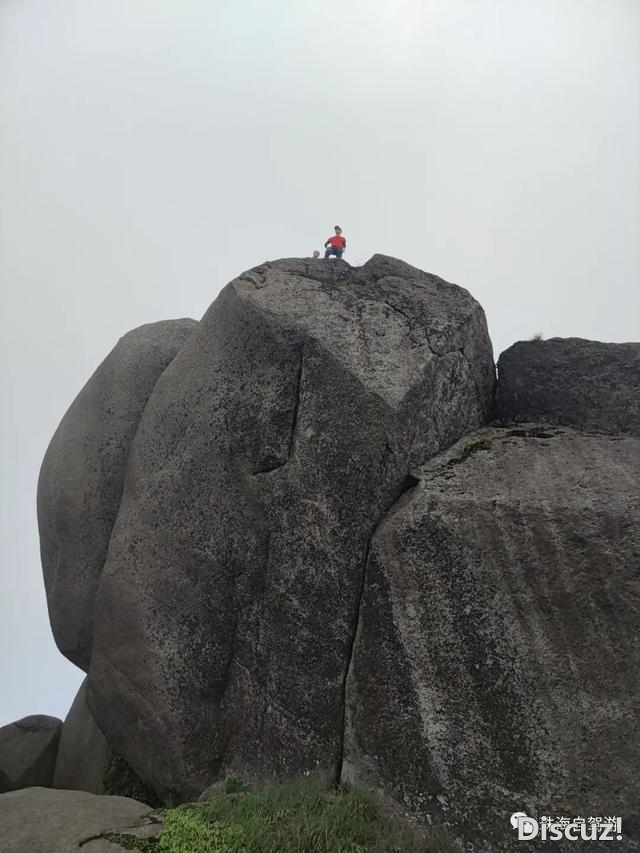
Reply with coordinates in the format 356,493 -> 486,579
496,337 -> 640,435
84,255 -> 494,799
0,787 -> 160,853
343,425 -> 640,851
0,716 -> 62,793
38,318 -> 197,671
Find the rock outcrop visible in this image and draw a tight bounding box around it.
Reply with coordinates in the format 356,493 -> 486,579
53,679 -> 109,794
35,254 -> 640,850
0,715 -> 62,793
52,679 -> 160,806
38,319 -> 197,671
42,255 -> 493,800
344,425 -> 640,850
0,787 -> 160,853
496,338 -> 640,435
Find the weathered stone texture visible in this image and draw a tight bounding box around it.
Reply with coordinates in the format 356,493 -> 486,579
0,787 -> 159,853
87,255 -> 494,799
38,319 -> 197,671
496,337 -> 640,435
53,678 -> 109,794
53,679 -> 160,806
0,715 -> 62,793
344,425 -> 640,851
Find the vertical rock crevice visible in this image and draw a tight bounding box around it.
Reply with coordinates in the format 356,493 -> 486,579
287,348 -> 305,460
335,469 -> 421,784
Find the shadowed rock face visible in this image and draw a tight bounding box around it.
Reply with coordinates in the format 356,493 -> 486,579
496,338 -> 640,436
85,255 -> 494,800
0,715 -> 62,793
38,319 -> 197,671
53,679 -> 159,806
53,679 -> 109,794
53,679 -> 109,795
344,425 -> 640,850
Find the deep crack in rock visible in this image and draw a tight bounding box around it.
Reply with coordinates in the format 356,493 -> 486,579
336,469 -> 421,783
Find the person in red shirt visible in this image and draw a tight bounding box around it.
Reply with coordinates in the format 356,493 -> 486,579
324,225 -> 347,259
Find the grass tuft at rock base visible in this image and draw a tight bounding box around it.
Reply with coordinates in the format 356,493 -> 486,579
107,776 -> 457,852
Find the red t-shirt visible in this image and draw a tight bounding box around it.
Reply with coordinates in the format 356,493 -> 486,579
327,235 -> 346,248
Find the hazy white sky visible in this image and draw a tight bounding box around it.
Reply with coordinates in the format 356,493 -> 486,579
1,0 -> 639,725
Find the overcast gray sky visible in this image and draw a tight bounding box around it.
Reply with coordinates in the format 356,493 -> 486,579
1,0 -> 639,726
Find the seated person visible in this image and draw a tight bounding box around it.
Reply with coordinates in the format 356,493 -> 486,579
324,226 -> 346,259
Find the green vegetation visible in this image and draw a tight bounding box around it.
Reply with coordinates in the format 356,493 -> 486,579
158,808 -> 246,852
529,332 -> 544,341
105,776 -> 456,852
458,435 -> 493,460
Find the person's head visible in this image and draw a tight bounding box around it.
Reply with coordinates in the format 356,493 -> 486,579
312,250 -> 320,258
334,225 -> 342,234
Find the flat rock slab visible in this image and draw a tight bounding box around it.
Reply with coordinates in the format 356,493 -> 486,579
0,716 -> 62,793
496,337 -> 640,435
0,787 -> 160,853
344,425 -> 640,851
